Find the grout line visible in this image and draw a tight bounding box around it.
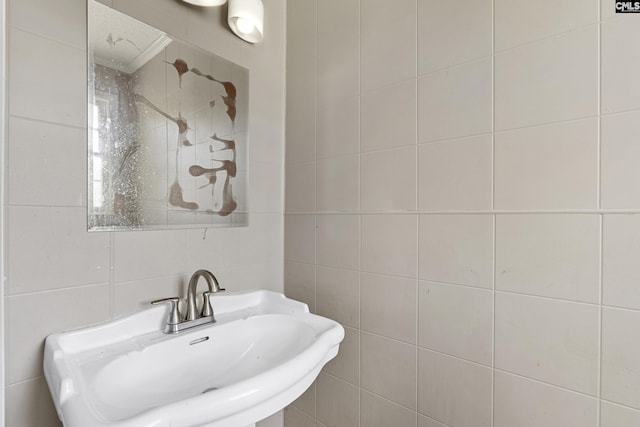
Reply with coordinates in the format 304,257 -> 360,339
597,4 -> 603,425
598,214 -> 604,427
285,209 -> 640,215
109,231 -> 115,319
414,1 -> 420,421
491,0 -> 497,423
495,368 -> 600,400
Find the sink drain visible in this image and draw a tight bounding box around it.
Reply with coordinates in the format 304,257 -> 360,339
202,387 -> 219,394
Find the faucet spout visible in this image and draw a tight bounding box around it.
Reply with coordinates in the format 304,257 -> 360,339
185,269 -> 224,321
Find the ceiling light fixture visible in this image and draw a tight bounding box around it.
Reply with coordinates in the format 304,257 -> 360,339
180,0 -> 264,44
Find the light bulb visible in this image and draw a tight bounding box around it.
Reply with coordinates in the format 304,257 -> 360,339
235,17 -> 254,35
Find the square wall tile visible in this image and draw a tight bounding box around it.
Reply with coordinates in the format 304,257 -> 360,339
361,79 -> 416,153
361,0 -> 416,92
285,161 -> 316,213
360,79 -> 417,152
361,390 -> 417,427
114,275 -> 185,317
7,206 -> 110,294
495,292 -> 599,395
418,349 -> 492,427
10,0 -> 87,50
284,214 -> 315,264
495,0 -> 598,52
602,307 -> 640,409
8,117 -> 85,207
362,214 -> 417,278
6,377 -> 61,427
6,284 -> 110,384
316,373 -> 360,427
418,57 -> 492,143
316,155 -> 359,212
114,229 -> 186,283
317,94 -> 359,159
317,267 -> 359,328
250,161 -> 284,213
290,381 -> 316,419
284,406 -> 316,427
602,19 -> 640,114
316,214 -> 360,270
419,214 -> 493,288
323,326 -> 359,385
419,282 -> 493,365
601,111 -> 640,208
226,213 -> 282,268
9,28 -> 86,127
603,215 -> 640,310
317,0 -> 359,105
496,214 -> 600,303
601,401 -> 640,427
494,371 -> 598,427
361,332 -> 417,409
494,118 -> 598,210
361,146 -> 416,211
418,135 -> 493,211
495,26 -> 598,130
286,0 -> 316,164
418,0 -> 492,74
418,415 -> 447,427
361,272 -> 417,344
284,262 -> 316,312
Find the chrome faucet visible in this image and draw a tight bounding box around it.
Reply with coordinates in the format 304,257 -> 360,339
151,269 -> 225,334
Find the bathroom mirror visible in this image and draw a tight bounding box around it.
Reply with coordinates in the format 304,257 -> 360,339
88,1 -> 249,231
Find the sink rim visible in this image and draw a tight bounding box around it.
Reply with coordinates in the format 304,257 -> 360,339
44,290 -> 344,427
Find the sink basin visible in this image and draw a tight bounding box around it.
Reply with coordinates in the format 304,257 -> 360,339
44,290 -> 344,427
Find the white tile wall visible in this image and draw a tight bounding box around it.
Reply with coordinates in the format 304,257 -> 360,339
494,119 -> 598,209
602,307 -> 640,409
361,147 -> 416,211
418,349 -> 493,427
362,214 -> 417,278
494,0 -> 598,52
360,0 -> 416,92
495,293 -> 599,394
494,371 -> 598,427
419,281 -> 493,365
418,135 -> 493,211
418,57 -> 492,143
601,111 -> 640,208
601,401 -> 640,427
417,0 -> 492,74
6,1 -> 286,425
495,214 -> 600,302
361,332 -> 417,409
360,79 -> 416,153
495,26 -> 598,130
418,214 -> 493,288
603,215 -> 640,310
601,19 -> 640,114
283,0 -> 640,426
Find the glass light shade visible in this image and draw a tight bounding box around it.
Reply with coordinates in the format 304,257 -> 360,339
181,0 -> 227,6
228,0 -> 264,43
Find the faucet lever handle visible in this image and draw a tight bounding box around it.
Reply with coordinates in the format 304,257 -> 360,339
201,291 -> 214,318
151,297 -> 182,328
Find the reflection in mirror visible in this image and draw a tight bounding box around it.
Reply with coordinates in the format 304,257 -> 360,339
88,1 -> 249,231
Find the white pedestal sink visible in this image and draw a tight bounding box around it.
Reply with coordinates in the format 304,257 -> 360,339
44,290 -> 344,427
